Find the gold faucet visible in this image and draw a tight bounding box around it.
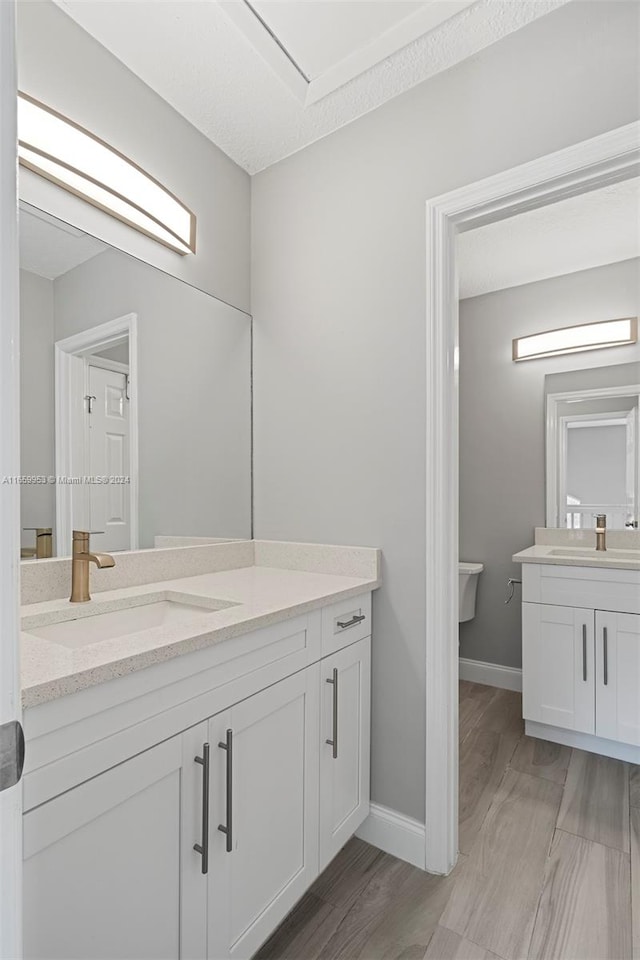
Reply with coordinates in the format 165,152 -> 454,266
22,527 -> 53,560
70,530 -> 115,603
595,514 -> 607,552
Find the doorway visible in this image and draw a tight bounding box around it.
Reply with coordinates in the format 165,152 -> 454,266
424,121 -> 640,875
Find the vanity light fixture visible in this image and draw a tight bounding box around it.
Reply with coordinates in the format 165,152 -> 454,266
17,93 -> 196,255
512,317 -> 638,362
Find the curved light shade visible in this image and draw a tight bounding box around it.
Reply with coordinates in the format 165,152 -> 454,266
18,93 -> 196,255
513,317 -> 638,362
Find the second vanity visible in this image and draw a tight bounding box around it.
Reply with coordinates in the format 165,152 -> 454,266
20,539 -> 380,960
514,531 -> 640,764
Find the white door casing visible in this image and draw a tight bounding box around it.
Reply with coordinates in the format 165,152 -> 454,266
425,121 -> 640,875
0,4 -> 23,957
87,362 -> 131,553
55,314 -> 138,555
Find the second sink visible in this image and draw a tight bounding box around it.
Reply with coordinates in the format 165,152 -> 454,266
548,547 -> 640,561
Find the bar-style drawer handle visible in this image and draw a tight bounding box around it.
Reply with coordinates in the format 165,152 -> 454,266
218,729 -> 233,853
336,613 -> 365,630
582,624 -> 587,682
326,668 -> 338,759
194,742 -> 210,874
603,627 -> 608,686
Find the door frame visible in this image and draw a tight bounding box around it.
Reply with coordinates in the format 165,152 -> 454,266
0,2 -> 23,956
424,120 -> 640,875
55,313 -> 139,555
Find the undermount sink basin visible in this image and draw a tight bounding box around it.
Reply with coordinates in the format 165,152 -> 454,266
548,547 -> 640,561
24,592 -> 238,649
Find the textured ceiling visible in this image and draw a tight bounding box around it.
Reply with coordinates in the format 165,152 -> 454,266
458,178 -> 640,300
54,0 -> 569,174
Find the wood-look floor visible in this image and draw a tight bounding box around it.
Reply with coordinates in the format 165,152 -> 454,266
257,682 -> 639,960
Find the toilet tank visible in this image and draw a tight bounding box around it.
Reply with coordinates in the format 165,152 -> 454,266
459,561 -> 483,623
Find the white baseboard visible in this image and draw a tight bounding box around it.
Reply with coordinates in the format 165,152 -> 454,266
459,657 -> 522,692
356,802 -> 426,870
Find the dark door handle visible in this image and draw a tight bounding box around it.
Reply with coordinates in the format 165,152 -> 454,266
193,742 -> 210,874
325,668 -> 339,759
218,729 -> 233,853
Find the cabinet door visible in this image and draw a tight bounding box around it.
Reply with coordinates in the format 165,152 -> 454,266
319,636 -> 371,870
207,667 -> 320,960
24,725 -> 207,960
522,602 -> 594,734
595,611 -> 640,745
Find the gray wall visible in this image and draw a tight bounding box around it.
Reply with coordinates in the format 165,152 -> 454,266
19,269 -> 55,547
17,0 -> 251,314
459,259 -> 640,671
251,2 -> 640,822
546,361 -> 640,396
54,249 -> 252,548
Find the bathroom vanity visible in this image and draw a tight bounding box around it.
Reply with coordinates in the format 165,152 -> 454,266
20,540 -> 379,960
514,535 -> 640,763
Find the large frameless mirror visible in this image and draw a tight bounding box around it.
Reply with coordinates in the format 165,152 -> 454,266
18,202 -> 252,559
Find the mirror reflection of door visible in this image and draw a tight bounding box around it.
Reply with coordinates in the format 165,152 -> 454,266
548,386 -> 640,530
54,320 -> 137,557
87,356 -> 131,553
562,406 -> 638,529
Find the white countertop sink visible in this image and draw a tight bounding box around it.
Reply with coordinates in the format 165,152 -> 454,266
513,543 -> 640,570
20,558 -> 381,707
548,547 -> 640,561
25,593 -> 235,650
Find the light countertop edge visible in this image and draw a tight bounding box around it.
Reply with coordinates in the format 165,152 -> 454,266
22,567 -> 381,708
513,544 -> 640,571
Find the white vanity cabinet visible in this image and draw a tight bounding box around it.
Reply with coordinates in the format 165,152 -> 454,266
207,668 -> 320,960
523,602 -> 595,734
319,637 -> 371,870
22,593 -> 373,960
594,611 -> 640,745
521,563 -> 640,760
23,725 -> 207,960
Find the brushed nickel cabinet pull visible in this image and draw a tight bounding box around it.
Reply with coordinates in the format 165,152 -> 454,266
193,742 -> 210,874
218,729 -> 233,853
336,614 -> 365,630
582,624 -> 587,682
326,668 -> 338,759
603,627 -> 609,686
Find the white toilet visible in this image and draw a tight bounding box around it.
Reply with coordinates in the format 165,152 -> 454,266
458,562 -> 483,622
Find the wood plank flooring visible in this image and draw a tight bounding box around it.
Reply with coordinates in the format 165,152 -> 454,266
257,683 -> 638,960
631,800 -> 640,960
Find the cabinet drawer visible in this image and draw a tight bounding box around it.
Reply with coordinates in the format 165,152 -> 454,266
522,563 -> 640,614
321,593 -> 371,656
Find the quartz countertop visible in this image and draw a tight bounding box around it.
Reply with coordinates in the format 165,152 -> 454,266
22,562 -> 380,707
513,543 -> 640,571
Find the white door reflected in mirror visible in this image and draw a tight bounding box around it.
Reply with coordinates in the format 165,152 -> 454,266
546,383 -> 640,530
87,361 -> 131,554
